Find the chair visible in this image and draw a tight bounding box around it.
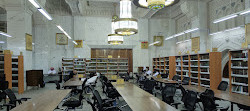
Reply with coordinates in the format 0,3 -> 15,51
62,93 -> 84,110
86,98 -> 96,111
103,81 -> 120,99
54,80 -> 61,89
172,75 -> 180,81
181,77 -> 190,85
237,104 -> 250,110
172,90 -> 198,111
4,89 -> 31,110
76,78 -> 88,94
162,84 -> 176,104
143,80 -> 156,95
92,90 -> 121,111
217,81 -> 228,91
200,92 -> 229,111
0,80 -> 8,102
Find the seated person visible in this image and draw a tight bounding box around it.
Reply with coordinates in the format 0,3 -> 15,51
86,73 -> 98,86
48,67 -> 56,74
144,69 -> 152,76
96,72 -> 100,77
153,70 -> 160,77
69,70 -> 77,79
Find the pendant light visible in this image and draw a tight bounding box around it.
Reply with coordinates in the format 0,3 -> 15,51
138,0 -> 175,10
114,0 -> 138,36
108,3 -> 124,45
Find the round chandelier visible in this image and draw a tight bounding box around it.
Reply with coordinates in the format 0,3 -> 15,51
114,0 -> 138,36
138,0 -> 175,10
108,4 -> 124,45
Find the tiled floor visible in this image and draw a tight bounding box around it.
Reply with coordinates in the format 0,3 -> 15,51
0,79 -> 243,111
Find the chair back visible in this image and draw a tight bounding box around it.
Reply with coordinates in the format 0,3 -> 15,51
0,81 -> 8,90
92,90 -> 103,109
200,93 -> 217,111
217,81 -> 228,91
82,78 -> 88,89
172,75 -> 180,81
162,84 -> 176,104
4,89 -> 17,105
54,80 -> 60,90
86,98 -> 96,111
183,91 -> 197,110
143,80 -> 155,92
182,77 -> 190,85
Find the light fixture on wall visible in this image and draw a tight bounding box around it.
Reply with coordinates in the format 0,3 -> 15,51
213,8 -> 250,24
149,41 -> 160,46
28,0 -> 53,20
138,0 -> 175,10
0,31 -> 12,37
209,26 -> 243,36
165,27 -> 199,41
176,39 -> 191,44
56,25 -> 72,39
0,41 -> 5,44
114,0 -> 138,36
72,41 -> 78,45
108,3 -> 124,45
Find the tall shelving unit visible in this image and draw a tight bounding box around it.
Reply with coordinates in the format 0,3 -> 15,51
117,58 -> 129,74
175,56 -> 182,81
4,53 -> 12,88
86,58 -> 97,75
73,58 -> 86,77
152,52 -> 221,89
62,58 -> 74,75
190,54 -> 199,86
159,57 -> 165,73
229,50 -> 250,95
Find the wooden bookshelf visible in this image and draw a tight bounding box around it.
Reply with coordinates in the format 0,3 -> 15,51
73,58 -> 86,78
229,50 -> 249,95
152,52 -> 221,89
18,55 -> 24,94
62,58 -> 74,75
4,53 -> 12,88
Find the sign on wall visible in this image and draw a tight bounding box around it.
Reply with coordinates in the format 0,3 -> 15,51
191,37 -> 200,51
26,33 -> 32,51
56,33 -> 68,45
74,40 -> 83,48
245,23 -> 250,44
141,41 -> 148,49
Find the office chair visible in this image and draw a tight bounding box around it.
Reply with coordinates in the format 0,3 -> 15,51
4,89 -> 31,110
217,81 -> 228,91
143,80 -> 156,95
0,80 -> 8,102
172,75 -> 180,81
62,93 -> 84,110
103,81 -> 120,99
86,98 -> 96,111
181,77 -> 190,85
172,90 -> 198,111
76,78 -> 88,94
237,104 -> 250,110
162,84 -> 176,104
200,92 -> 229,111
92,90 -> 121,111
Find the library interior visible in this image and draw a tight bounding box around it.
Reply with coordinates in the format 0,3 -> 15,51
0,0 -> 250,111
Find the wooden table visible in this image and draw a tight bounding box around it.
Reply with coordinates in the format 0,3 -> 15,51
63,77 -> 84,87
112,82 -> 178,111
183,85 -> 250,110
153,77 -> 178,84
11,89 -> 71,111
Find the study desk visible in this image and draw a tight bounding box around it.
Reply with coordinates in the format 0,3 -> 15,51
183,85 -> 250,110
112,82 -> 178,111
153,77 -> 178,84
63,77 -> 84,87
11,89 -> 71,111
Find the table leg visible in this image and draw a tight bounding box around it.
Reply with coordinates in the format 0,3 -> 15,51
231,102 -> 233,111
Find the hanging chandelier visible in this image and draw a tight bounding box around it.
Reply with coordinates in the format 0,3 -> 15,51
114,0 -> 138,36
108,4 -> 124,45
138,0 -> 175,10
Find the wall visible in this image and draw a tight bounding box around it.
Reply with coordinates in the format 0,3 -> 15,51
33,14 -> 150,72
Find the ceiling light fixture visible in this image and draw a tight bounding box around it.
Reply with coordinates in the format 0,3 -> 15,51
28,0 -> 40,8
72,41 -> 78,45
0,41 -> 5,44
108,3 -> 124,45
176,39 -> 191,44
213,14 -> 238,24
138,0 -> 175,10
38,8 -> 53,20
0,31 -> 12,37
114,0 -> 138,36
56,25 -> 72,39
210,26 -> 242,36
